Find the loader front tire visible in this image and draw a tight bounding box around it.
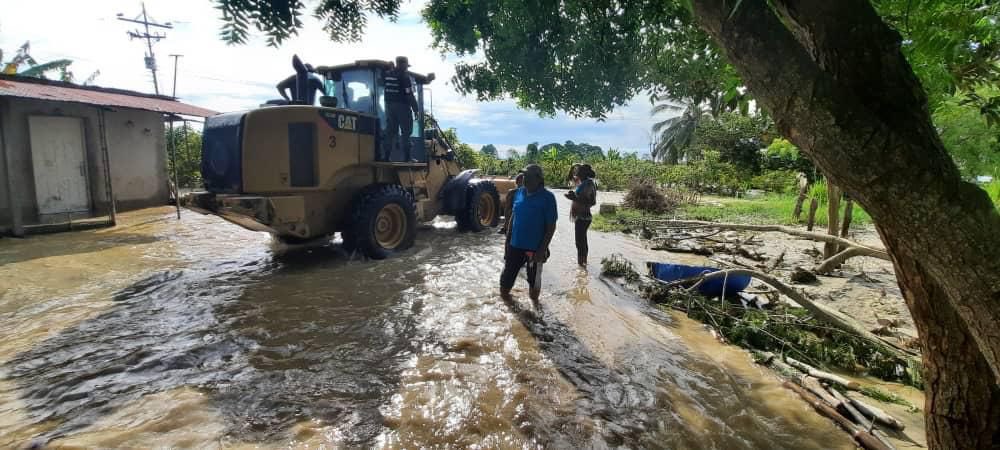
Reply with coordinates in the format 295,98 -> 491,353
456,181 -> 501,232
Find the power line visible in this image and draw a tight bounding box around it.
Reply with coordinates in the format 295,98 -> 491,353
117,2 -> 173,95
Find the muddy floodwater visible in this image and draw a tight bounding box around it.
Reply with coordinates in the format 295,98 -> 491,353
0,197 -> 852,449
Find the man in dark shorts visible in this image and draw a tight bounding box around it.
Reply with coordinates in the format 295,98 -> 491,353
500,164 -> 558,305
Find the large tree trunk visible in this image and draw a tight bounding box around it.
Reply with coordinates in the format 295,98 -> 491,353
883,231 -> 1000,449
691,1 -> 1000,448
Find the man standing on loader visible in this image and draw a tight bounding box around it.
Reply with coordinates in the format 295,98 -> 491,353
384,56 -> 420,162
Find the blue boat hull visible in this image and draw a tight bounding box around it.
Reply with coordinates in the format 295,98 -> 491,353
649,263 -> 751,297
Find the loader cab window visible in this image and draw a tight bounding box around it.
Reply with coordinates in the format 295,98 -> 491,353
331,69 -> 376,115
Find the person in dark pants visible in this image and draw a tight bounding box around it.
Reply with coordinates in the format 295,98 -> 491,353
565,164 -> 597,266
500,165 -> 558,307
383,56 -> 420,162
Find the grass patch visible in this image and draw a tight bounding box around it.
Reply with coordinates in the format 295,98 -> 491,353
594,194 -> 872,230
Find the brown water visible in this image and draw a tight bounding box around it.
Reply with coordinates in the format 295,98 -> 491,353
0,198 -> 851,449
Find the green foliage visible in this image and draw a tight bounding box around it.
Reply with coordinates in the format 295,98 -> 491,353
601,254 -> 640,282
762,138 -> 816,177
661,150 -> 748,196
934,87 -> 1000,177
875,0 -> 1000,118
859,385 -> 920,411
749,170 -> 799,194
165,124 -> 203,188
689,112 -> 770,173
983,179 -> 1000,207
809,179 -> 829,205
215,0 -> 402,46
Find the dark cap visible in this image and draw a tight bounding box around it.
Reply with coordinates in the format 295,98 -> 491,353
395,56 -> 410,68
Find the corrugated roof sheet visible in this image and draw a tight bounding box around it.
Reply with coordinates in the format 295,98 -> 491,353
0,75 -> 217,117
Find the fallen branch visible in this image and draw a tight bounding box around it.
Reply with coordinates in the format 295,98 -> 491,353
648,220 -> 889,261
814,246 -> 884,274
787,356 -> 861,390
783,382 -> 892,450
670,268 -> 917,359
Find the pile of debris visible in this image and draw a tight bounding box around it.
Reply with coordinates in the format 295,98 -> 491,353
601,253 -> 921,449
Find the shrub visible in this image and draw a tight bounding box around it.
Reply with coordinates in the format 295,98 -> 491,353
624,182 -> 673,214
808,178 -> 828,204
750,170 -> 799,194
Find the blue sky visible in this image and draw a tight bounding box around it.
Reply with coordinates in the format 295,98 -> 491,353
1,0 -> 671,156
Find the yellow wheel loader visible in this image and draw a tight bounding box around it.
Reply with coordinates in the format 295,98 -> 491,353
186,57 -> 516,259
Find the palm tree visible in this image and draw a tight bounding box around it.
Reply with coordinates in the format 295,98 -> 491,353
651,98 -> 707,164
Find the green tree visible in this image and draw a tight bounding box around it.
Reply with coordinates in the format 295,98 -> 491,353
651,100 -> 707,163
525,142 -> 540,163
690,112 -> 771,173
165,124 -> 203,188
479,144 -> 498,158
215,1 -> 1000,446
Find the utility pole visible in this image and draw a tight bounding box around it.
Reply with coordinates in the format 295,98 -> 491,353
168,54 -> 182,219
169,54 -> 182,98
117,3 -> 172,95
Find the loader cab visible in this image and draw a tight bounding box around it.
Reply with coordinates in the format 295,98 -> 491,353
318,60 -> 436,162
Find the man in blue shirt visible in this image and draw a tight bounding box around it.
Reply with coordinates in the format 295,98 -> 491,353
501,164 -> 558,306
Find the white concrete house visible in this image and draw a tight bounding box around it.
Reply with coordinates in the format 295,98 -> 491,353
0,75 -> 215,235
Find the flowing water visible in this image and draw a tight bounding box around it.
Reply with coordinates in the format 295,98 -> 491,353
0,198 -> 851,449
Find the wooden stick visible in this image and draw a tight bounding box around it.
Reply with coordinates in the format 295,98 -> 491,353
783,382 -> 892,450
825,183 -> 842,258
849,396 -> 906,431
828,387 -> 871,428
786,357 -> 861,390
802,376 -> 843,408
807,198 -> 820,231
830,389 -> 897,450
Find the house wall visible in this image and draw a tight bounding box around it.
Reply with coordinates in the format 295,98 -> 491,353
0,97 -> 168,231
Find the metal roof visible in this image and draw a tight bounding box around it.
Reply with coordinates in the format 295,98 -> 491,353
0,75 -> 217,117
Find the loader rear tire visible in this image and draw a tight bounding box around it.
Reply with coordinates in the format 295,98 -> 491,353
456,180 -> 501,232
344,184 -> 416,259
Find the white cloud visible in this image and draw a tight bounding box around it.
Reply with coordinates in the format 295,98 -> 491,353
1,0 -> 672,154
